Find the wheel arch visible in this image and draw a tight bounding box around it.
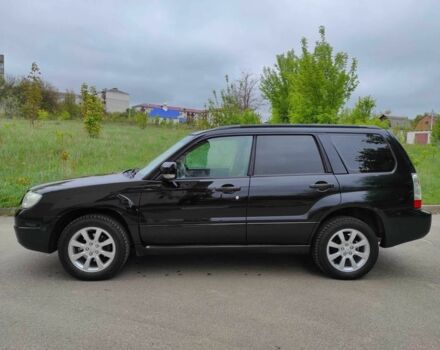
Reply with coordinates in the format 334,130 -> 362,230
49,208 -> 134,252
310,206 -> 386,245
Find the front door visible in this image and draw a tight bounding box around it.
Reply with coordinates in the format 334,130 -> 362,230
247,134 -> 340,244
139,135 -> 253,245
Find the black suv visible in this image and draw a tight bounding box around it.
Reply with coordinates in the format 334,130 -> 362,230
14,125 -> 432,280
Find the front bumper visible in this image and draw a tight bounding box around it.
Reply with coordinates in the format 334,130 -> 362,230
14,209 -> 56,253
381,209 -> 432,247
14,225 -> 53,253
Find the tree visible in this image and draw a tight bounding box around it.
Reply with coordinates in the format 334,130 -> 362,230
207,74 -> 261,126
61,90 -> 81,119
260,50 -> 297,123
231,72 -> 262,111
80,83 -> 104,137
432,116 -> 440,144
0,75 -> 22,118
338,96 -> 385,127
261,26 -> 358,124
21,62 -> 42,125
40,81 -> 60,115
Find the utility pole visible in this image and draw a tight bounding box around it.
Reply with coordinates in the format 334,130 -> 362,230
0,55 -> 4,80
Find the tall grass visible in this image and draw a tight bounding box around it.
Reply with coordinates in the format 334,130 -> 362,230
0,120 -> 191,207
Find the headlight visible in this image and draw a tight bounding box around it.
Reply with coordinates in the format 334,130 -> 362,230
21,191 -> 42,209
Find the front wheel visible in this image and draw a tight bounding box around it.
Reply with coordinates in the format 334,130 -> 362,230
312,216 -> 379,280
58,214 -> 130,281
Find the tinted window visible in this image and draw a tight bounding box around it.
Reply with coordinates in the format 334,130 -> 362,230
331,133 -> 395,173
254,135 -> 324,175
177,136 -> 252,178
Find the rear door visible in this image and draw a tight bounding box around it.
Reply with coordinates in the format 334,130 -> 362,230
247,134 -> 340,244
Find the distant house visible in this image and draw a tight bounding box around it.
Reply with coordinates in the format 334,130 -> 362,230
379,114 -> 411,129
101,88 -> 130,113
415,115 -> 436,131
407,115 -> 437,145
407,131 -> 432,145
133,103 -> 205,123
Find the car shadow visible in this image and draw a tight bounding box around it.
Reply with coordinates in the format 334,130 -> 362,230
123,252 -> 321,278
16,249 -> 425,282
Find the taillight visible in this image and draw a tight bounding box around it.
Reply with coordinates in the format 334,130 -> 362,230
412,173 -> 422,209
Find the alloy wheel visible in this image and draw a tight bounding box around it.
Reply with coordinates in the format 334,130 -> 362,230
67,227 -> 116,273
326,228 -> 370,272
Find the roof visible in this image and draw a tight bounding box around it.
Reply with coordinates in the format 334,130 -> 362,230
134,103 -> 204,114
149,107 -> 182,119
379,114 -> 411,128
102,88 -> 129,95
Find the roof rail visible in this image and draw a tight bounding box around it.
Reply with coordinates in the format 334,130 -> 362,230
210,124 -> 381,130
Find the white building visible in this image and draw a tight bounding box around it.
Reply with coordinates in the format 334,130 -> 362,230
406,131 -> 432,145
101,88 -> 130,113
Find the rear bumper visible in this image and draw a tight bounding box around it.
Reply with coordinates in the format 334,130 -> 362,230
381,209 -> 432,247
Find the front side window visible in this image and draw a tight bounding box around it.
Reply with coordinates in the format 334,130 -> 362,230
177,136 -> 252,178
254,135 -> 325,175
331,133 -> 395,173
136,135 -> 195,178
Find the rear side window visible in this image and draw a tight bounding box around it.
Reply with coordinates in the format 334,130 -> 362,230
331,133 -> 395,173
254,135 -> 324,175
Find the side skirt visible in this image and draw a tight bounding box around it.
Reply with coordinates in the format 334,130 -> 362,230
135,244 -> 310,256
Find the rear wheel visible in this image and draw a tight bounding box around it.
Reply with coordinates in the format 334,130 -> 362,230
312,216 -> 379,279
58,214 -> 130,281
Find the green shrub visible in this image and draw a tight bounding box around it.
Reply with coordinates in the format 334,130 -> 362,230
58,110 -> 71,121
80,83 -> 104,138
152,117 -> 160,126
37,109 -> 49,120
105,112 -> 130,123
432,120 -> 440,144
134,112 -> 147,129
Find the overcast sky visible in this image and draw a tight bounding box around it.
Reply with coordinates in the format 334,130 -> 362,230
1,0 -> 439,118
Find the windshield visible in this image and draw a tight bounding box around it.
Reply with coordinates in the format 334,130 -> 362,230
136,135 -> 195,178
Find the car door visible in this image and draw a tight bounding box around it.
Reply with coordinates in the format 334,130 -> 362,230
138,135 -> 253,245
247,134 -> 341,245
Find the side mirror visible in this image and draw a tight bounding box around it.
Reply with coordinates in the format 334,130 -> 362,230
160,161 -> 177,180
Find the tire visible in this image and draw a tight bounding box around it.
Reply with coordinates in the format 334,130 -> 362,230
58,214 -> 130,281
312,216 -> 379,280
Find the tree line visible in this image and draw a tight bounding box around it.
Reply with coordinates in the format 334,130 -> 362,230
0,63 -> 81,121
1,26 -> 439,140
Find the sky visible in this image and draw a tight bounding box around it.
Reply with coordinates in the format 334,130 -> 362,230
1,0 -> 439,118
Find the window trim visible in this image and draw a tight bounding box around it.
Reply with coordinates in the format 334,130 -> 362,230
250,134 -> 328,177
330,132 -> 398,175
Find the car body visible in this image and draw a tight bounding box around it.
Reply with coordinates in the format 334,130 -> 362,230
14,125 -> 432,280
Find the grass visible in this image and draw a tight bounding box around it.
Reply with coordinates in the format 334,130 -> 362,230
1,119 -> 439,207
0,120 -> 191,207
404,144 -> 440,205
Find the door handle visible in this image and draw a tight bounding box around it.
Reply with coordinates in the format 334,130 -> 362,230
309,182 -> 335,192
214,185 -> 241,193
